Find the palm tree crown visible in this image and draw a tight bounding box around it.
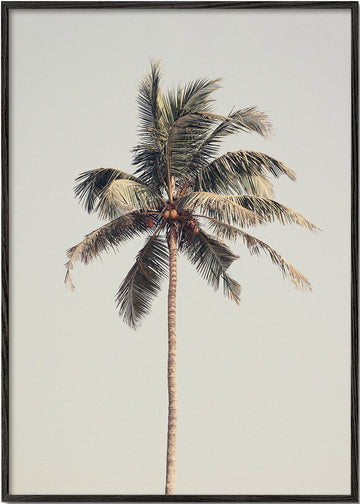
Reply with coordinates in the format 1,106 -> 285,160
65,61 -> 317,328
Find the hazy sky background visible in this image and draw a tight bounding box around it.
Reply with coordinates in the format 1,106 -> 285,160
9,7 -> 351,496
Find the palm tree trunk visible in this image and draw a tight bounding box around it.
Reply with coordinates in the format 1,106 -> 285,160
165,223 -> 177,495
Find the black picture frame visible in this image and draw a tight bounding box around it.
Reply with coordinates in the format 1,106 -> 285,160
1,1 -> 358,502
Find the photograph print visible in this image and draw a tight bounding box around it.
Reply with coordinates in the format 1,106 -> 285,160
3,2 -> 358,500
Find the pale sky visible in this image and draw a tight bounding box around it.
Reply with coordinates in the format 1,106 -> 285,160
9,7 -> 352,496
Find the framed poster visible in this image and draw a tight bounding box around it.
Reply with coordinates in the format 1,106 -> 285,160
2,1 -> 358,501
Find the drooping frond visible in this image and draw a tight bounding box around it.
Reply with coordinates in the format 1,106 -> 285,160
193,154 -> 273,196
95,178 -> 164,219
241,176 -> 274,198
180,229 -> 240,303
187,107 -> 272,174
74,168 -> 141,215
64,212 -> 151,291
191,151 -> 296,194
222,274 -> 242,304
205,107 -> 271,142
137,59 -> 162,142
225,195 -> 320,231
176,191 -> 263,228
203,217 -> 312,290
115,231 -> 168,329
222,107 -> 272,138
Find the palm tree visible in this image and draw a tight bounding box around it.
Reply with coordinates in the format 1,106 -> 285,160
65,61 -> 318,495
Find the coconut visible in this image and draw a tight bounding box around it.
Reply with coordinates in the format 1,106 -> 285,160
147,218 -> 154,228
170,209 -> 178,219
194,227 -> 199,234
163,210 -> 170,220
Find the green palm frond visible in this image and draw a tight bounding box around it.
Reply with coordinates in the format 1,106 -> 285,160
193,155 -> 274,196
187,107 -> 272,174
180,229 -> 240,303
191,150 -> 296,194
95,178 -> 164,219
224,107 -> 271,138
137,59 -> 162,142
160,78 -> 221,128
132,143 -> 168,191
179,78 -> 221,114
115,231 -> 168,329
226,195 -> 319,231
177,191 -> 263,227
133,61 -> 168,189
203,217 -> 312,290
64,212 -> 151,291
166,112 -> 217,186
74,168 -> 141,214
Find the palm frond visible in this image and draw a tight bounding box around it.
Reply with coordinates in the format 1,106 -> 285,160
177,191 -> 263,228
225,107 -> 272,137
222,274 -> 242,304
226,195 -> 319,231
241,176 -> 274,198
95,178 -> 164,219
204,217 -> 312,290
178,78 -> 222,114
166,113 -> 216,187
115,232 -> 168,329
132,142 -> 168,192
180,228 -> 240,303
74,168 -> 141,214
189,107 -> 271,168
173,109 -> 271,189
137,60 -> 162,142
160,78 -> 221,128
191,150 -> 295,194
64,212 -> 151,291
194,155 -> 274,196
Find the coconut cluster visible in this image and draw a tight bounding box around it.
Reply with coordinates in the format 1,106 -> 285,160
162,207 -> 199,235
145,207 -> 200,235
186,219 -> 199,234
163,209 -> 178,220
